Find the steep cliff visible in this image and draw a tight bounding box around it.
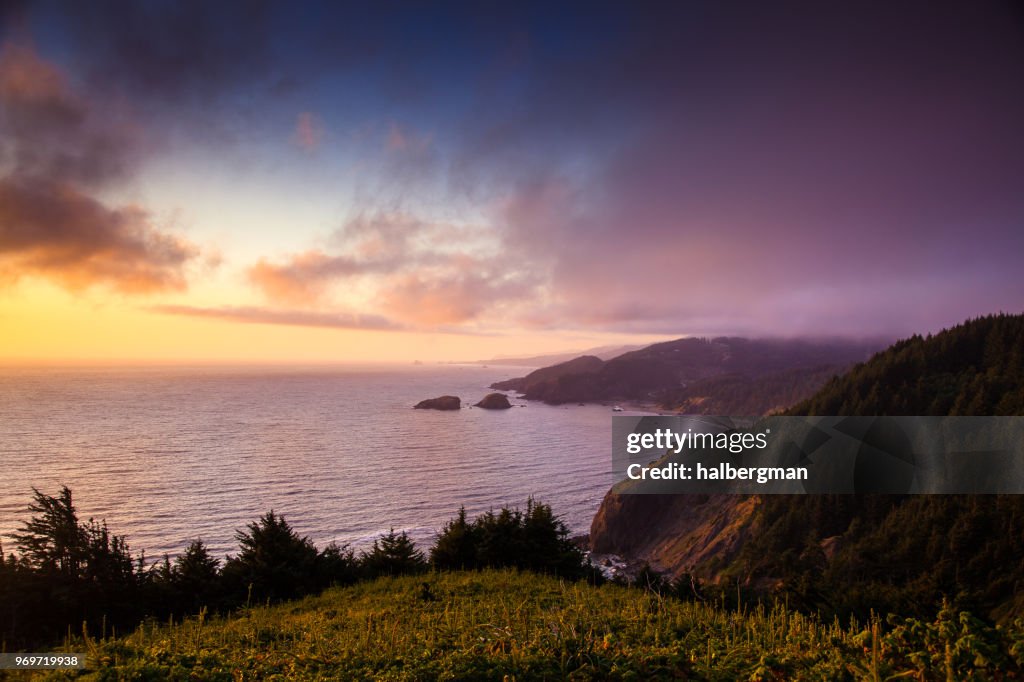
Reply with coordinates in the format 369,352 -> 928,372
590,494 -> 761,581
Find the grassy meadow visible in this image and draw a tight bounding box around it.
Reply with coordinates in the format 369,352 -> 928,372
16,569 -> 1024,681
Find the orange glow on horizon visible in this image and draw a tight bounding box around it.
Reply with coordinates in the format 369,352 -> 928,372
0,282 -> 668,365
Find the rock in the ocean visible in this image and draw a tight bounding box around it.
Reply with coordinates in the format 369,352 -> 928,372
474,393 -> 513,409
414,395 -> 461,410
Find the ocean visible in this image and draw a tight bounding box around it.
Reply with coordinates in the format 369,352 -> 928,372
0,364 -> 621,562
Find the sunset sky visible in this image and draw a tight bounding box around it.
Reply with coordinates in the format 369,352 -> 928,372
1,2 -> 1023,363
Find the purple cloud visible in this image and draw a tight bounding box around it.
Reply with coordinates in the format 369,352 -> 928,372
0,44 -> 199,293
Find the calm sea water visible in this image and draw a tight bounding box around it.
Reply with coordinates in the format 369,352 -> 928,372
0,364 -> 623,561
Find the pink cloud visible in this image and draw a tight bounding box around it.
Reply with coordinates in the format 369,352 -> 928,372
386,123 -> 431,153
291,111 -> 324,151
247,250 -> 341,304
150,304 -> 401,330
245,211 -> 535,328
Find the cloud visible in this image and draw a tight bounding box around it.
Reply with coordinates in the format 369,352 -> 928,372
220,3 -> 1023,338
149,304 -> 401,331
386,123 -> 431,153
291,112 -> 324,151
439,2 -> 1024,337
0,175 -> 198,293
0,44 -> 142,187
377,268 -> 527,327
12,3 -> 1023,337
246,211 -> 534,327
51,0 -> 273,105
0,44 -> 199,294
245,212 -> 430,304
247,251 -> 351,304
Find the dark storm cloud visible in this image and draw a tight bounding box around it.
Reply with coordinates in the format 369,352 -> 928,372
51,0 -> 273,104
0,43 -> 142,187
0,44 -> 199,292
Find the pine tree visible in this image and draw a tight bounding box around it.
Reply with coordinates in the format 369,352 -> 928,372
361,529 -> 426,576
430,506 -> 479,570
173,539 -> 221,612
10,486 -> 86,577
223,511 -> 319,602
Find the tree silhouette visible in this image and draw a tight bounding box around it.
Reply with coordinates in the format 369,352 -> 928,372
223,511 -> 319,603
172,539 -> 221,612
316,542 -> 359,588
10,486 -> 85,577
361,529 -> 426,576
430,500 -> 587,578
430,506 -> 479,570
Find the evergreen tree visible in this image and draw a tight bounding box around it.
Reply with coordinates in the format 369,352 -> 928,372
361,529 -> 427,576
317,542 -> 358,587
5,487 -> 142,647
429,500 -> 588,578
430,507 -> 479,570
730,314 -> 1024,620
172,540 -> 221,613
223,511 -> 319,603
11,486 -> 86,577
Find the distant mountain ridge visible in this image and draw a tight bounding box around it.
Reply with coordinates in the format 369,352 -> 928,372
492,336 -> 883,412
590,313 -> 1024,622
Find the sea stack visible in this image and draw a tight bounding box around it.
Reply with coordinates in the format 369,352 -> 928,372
474,393 -> 513,409
414,395 -> 461,410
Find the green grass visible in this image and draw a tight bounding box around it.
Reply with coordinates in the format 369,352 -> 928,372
24,569 -> 1024,680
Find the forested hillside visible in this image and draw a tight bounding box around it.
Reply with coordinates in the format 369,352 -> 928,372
592,314 -> 1024,622
788,313 -> 1024,416
493,337 -> 880,408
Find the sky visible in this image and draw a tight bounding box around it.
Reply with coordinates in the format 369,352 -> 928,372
1,1 -> 1022,363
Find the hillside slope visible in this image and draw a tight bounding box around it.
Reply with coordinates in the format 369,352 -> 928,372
590,314 -> 1024,621
47,569 -> 1024,680
490,354 -> 605,396
478,344 -> 642,367
786,313 -> 1024,416
493,337 -> 880,407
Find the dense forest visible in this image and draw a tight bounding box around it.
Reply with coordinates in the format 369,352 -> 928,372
658,365 -> 847,416
589,314 -> 1024,626
787,313 -> 1024,416
735,314 -> 1024,621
